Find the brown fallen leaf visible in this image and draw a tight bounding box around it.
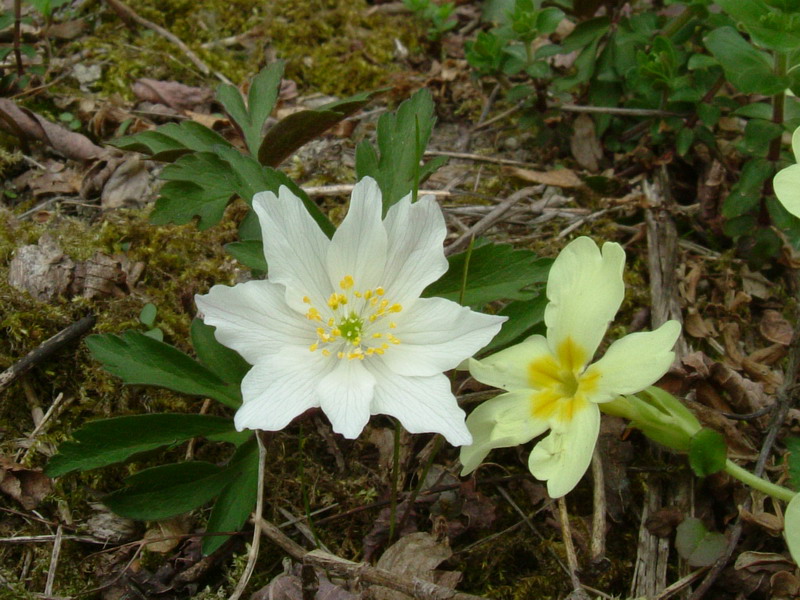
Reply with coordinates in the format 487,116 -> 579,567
132,78 -> 213,111
570,113 -> 603,172
771,570 -> 800,600
739,508 -> 783,536
252,571 -> 358,600
0,98 -> 102,161
503,165 -> 583,188
100,155 -> 152,210
144,516 -> 190,553
759,310 -> 793,346
0,457 -> 52,510
373,532 -> 459,600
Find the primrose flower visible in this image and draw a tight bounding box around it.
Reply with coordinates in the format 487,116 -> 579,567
196,177 -> 505,445
774,126 -> 800,218
460,237 -> 681,497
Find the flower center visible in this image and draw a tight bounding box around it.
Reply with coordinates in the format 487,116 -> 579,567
303,275 -> 403,360
528,337 -> 599,425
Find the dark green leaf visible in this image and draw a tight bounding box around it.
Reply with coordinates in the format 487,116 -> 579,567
688,428 -> 728,477
46,414 -> 236,477
190,319 -> 251,385
704,27 -> 788,95
203,437 -> 259,554
150,152 -> 237,229
481,294 -> 548,353
103,461 -> 231,520
112,121 -> 233,162
259,89 -> 379,167
675,517 -> 727,567
86,331 -> 241,408
216,62 -> 284,156
355,89 -> 445,211
424,243 -> 551,306
224,240 -> 268,272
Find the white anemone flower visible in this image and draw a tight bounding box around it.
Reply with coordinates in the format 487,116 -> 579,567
195,177 -> 505,445
774,126 -> 800,218
460,237 -> 681,497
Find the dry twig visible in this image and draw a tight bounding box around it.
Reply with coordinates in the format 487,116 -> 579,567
0,315 -> 96,392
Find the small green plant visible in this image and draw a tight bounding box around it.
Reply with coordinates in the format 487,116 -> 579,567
404,0 -> 458,40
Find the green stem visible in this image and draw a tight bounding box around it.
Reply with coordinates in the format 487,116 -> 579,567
768,51 -> 788,164
725,459 -> 795,502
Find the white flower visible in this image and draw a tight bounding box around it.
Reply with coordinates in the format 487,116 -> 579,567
460,237 -> 681,497
195,177 -> 505,445
774,126 -> 800,218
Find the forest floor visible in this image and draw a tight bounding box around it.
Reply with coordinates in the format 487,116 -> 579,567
1,1 -> 799,599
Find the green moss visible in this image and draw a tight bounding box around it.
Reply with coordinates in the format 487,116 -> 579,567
263,0 -> 421,97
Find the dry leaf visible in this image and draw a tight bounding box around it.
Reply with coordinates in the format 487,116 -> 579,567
0,457 -> 52,510
0,98 -> 102,161
372,532 -> 458,600
503,165 -> 583,188
570,113 -> 603,172
771,570 -> 800,600
100,155 -> 152,209
739,508 -> 783,535
144,517 -> 189,553
132,78 -> 213,111
759,310 -> 793,345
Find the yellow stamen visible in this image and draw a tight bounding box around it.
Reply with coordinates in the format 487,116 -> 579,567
340,275 -> 354,289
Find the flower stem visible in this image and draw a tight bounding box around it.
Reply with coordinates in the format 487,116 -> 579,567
724,459 -> 795,502
388,418 -> 402,544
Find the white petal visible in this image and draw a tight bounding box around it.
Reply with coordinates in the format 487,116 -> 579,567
460,390 -> 549,474
326,177 -> 388,291
382,193 -> 448,306
195,281 -> 315,364
585,320 -> 681,403
253,187 -> 331,311
785,493 -> 800,565
528,402 -> 600,497
366,359 -> 471,446
545,237 -> 625,362
468,334 -> 551,392
380,297 -> 506,376
774,164 -> 800,219
317,358 -> 376,439
234,347 -> 330,431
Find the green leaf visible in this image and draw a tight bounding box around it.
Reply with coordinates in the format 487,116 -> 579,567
224,240 -> 268,272
259,90 -> 379,167
112,121 -> 233,162
203,437 -> 259,554
149,147 -> 335,234
216,62 -> 284,156
190,319 -> 251,385
481,294 -> 548,353
722,158 -> 774,219
688,428 -> 728,477
785,493 -> 800,565
46,414 -> 236,477
86,331 -> 242,408
103,461 -> 231,521
139,303 -> 157,328
785,436 -> 800,490
424,243 -> 551,306
675,517 -> 727,567
151,152 -> 237,229
355,89 -> 446,212
704,27 -> 788,95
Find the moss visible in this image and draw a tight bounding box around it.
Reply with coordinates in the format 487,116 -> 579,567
263,0 -> 422,97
